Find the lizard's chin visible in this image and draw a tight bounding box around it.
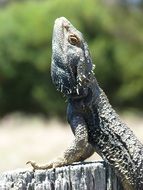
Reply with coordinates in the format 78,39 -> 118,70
65,85 -> 89,99
54,76 -> 76,95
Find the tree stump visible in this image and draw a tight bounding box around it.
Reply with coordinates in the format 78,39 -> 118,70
0,161 -> 123,190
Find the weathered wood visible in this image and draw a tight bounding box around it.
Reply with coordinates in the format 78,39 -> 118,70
0,161 -> 123,190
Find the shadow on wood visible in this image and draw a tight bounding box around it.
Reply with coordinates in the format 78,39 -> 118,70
0,161 -> 124,190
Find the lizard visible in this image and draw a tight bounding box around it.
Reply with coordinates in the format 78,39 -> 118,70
27,17 -> 143,190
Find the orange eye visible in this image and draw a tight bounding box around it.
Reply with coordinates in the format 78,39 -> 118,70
68,34 -> 80,46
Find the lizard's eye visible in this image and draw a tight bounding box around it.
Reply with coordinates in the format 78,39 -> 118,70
68,34 -> 80,46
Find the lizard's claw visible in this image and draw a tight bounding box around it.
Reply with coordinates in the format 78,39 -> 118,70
26,160 -> 54,170
26,160 -> 38,171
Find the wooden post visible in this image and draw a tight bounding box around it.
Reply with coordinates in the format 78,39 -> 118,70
0,161 -> 123,190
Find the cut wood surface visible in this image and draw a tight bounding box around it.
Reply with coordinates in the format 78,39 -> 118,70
0,161 -> 123,190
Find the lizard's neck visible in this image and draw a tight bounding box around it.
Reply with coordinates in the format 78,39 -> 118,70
67,73 -> 99,101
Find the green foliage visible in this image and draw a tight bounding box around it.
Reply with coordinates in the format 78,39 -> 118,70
0,0 -> 143,118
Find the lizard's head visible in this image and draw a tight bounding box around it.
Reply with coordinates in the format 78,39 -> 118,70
51,17 -> 93,97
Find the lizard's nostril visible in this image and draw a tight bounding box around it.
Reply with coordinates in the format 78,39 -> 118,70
63,23 -> 69,31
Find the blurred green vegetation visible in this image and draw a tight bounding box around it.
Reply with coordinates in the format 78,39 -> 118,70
0,0 -> 143,118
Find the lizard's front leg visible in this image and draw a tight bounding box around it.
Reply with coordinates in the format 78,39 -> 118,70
27,116 -> 94,170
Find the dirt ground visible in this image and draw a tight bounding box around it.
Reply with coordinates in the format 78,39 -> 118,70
0,112 -> 143,172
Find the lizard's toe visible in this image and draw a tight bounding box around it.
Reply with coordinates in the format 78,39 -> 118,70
26,160 -> 38,171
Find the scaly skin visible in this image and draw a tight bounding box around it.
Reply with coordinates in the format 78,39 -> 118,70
27,17 -> 143,190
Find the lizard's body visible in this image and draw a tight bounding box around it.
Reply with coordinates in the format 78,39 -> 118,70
27,17 -> 143,190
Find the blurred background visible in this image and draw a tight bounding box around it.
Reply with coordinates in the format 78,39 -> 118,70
0,0 -> 143,172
